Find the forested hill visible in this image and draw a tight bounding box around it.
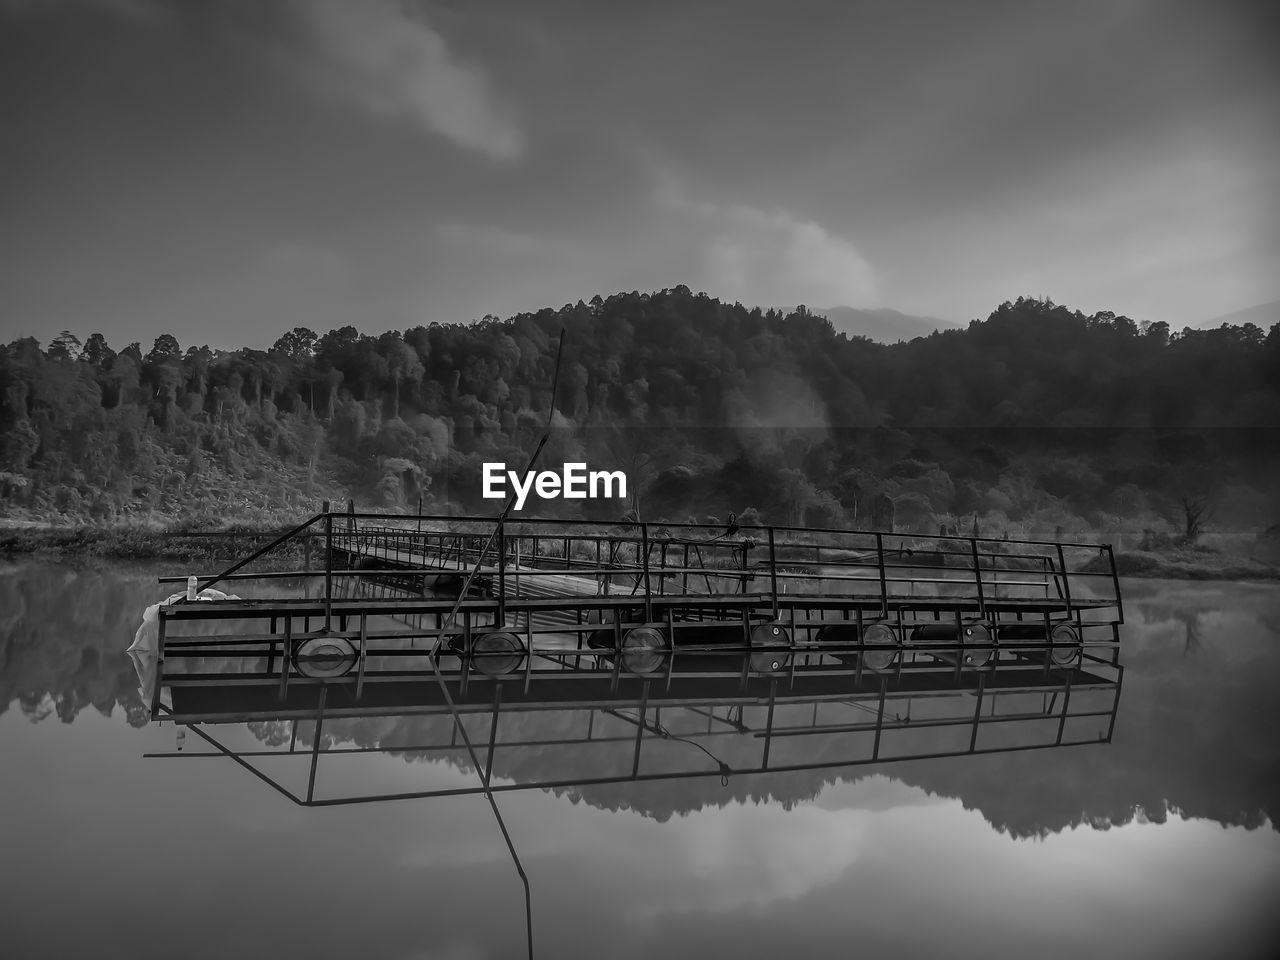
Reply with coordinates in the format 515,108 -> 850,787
2,287 -> 1278,536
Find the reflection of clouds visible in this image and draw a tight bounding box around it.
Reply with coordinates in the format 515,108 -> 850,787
827,804 -> 1280,959
394,767 -> 1280,955
403,944 -> 486,960
638,801 -> 869,915
400,775 -> 926,917
813,774 -> 953,813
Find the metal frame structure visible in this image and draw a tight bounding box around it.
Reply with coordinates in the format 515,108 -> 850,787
149,504 -> 1123,727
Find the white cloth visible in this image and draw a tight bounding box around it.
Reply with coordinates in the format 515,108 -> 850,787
127,588 -> 239,653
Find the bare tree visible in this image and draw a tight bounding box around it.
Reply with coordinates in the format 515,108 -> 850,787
1180,492 -> 1213,543
1169,464 -> 1221,544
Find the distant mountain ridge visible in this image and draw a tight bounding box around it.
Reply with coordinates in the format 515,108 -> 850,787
810,305 -> 956,343
1194,299 -> 1280,330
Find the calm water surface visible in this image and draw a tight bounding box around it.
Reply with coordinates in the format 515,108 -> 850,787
2,561 -> 1279,959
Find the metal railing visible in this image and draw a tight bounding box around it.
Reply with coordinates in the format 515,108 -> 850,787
314,509 -> 1123,620
148,504 -> 1125,720
176,506 -> 1122,611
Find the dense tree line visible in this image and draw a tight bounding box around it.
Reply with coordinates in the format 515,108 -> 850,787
2,288 -> 1278,537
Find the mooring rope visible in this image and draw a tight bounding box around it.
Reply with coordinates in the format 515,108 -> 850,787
609,707 -> 734,786
653,717 -> 734,786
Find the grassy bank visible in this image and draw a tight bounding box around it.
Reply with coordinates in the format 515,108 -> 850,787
0,522 -> 314,565
5,518 -> 1277,583
1104,548 -> 1280,582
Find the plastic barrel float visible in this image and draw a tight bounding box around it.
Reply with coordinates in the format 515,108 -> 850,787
293,636 -> 358,678
586,626 -> 669,675
816,621 -> 899,672
468,630 -> 527,676
747,622 -> 791,673
997,621 -> 1082,667
909,620 -> 995,669
589,621 -> 791,674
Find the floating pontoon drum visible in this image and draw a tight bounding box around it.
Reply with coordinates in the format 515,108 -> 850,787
469,630 -> 526,676
618,626 -> 667,675
747,622 -> 790,673
816,622 -> 899,672
585,626 -> 669,675
293,636 -> 358,678
996,621 -> 1081,667
909,621 -> 995,669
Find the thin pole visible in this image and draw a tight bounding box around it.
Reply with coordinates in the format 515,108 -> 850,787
768,527 -> 779,619
323,501 -> 333,631
306,686 -> 327,803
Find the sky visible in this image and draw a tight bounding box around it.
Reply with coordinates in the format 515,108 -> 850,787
2,0 -> 1277,351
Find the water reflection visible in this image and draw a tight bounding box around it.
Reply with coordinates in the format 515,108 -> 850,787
0,562 -> 154,726
152,659 -> 1120,808
2,561 -> 1277,834
3,561 -> 1280,958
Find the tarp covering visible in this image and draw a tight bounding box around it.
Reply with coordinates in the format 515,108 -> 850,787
127,587 -> 239,654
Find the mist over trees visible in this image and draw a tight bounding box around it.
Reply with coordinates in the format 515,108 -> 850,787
2,288 -> 1278,539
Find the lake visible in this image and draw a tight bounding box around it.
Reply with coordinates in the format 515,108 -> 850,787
2,560 -> 1278,959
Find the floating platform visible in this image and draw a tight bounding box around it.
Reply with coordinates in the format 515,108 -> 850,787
143,508 -> 1123,736
141,508 -> 1124,804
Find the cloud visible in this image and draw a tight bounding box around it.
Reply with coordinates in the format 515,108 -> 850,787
0,0 -> 168,22
435,222 -> 538,255
263,241 -> 350,279
291,0 -> 522,161
656,178 -> 877,308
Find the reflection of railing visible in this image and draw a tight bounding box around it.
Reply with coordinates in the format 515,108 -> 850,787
149,650 -> 1122,807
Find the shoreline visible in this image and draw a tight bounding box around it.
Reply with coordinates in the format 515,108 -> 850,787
1101,549 -> 1280,582
0,523 -> 311,564
3,522 -> 1276,582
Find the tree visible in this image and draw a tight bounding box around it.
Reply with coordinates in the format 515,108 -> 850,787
1144,320 -> 1170,348
381,335 -> 423,419
1167,463 -> 1221,543
145,334 -> 181,365
82,333 -> 115,367
104,352 -> 141,408
2,290 -> 1277,529
184,345 -> 213,403
1179,491 -> 1213,543
272,326 -> 318,361
48,331 -> 83,362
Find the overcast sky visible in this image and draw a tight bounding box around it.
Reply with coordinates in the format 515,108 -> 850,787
2,0 -> 1277,350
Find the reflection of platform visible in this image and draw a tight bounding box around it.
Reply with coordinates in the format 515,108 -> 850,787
164,663 -> 1118,722
151,651 -> 1122,807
